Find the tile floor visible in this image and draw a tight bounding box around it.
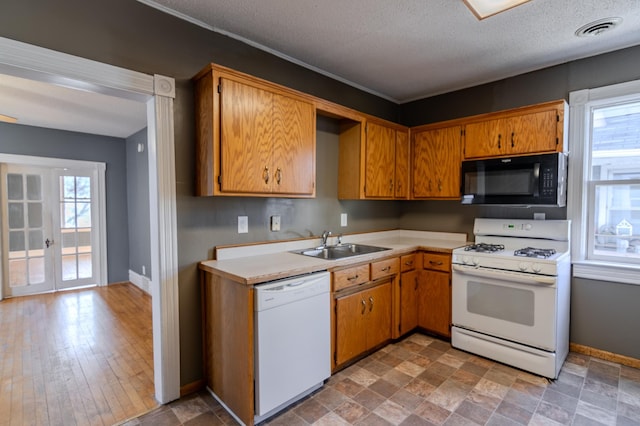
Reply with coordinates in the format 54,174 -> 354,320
120,333 -> 640,426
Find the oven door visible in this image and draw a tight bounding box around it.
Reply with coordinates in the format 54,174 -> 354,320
452,264 -> 558,351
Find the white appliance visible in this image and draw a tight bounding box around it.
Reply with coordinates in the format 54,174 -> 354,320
451,218 -> 571,379
254,271 -> 331,423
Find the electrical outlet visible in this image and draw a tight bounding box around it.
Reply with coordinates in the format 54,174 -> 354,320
341,213 -> 348,227
238,216 -> 248,233
270,215 -> 281,231
142,265 -> 146,275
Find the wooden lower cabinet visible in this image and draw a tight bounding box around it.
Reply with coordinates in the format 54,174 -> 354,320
418,252 -> 452,338
418,269 -> 451,337
399,268 -> 419,336
335,280 -> 392,366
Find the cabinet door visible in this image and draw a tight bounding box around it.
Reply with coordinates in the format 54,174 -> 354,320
394,129 -> 409,199
219,78 -> 273,193
335,290 -> 368,366
507,110 -> 557,155
272,94 -> 316,195
365,122 -> 396,198
412,126 -> 462,198
399,269 -> 419,336
365,281 -> 392,350
418,270 -> 451,337
464,118 -> 506,159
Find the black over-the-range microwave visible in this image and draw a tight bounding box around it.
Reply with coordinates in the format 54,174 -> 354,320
461,152 -> 568,207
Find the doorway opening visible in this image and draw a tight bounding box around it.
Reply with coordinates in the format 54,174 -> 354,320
0,36 -> 180,405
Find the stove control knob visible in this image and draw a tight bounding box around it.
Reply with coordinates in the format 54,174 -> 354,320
518,262 -> 530,272
531,263 -> 542,273
525,223 -> 533,231
471,257 -> 480,266
461,255 -> 470,265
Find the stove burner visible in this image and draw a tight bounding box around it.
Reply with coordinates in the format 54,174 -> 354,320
464,243 -> 505,253
514,247 -> 557,259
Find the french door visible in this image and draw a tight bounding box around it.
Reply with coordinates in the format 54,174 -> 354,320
1,162 -> 101,297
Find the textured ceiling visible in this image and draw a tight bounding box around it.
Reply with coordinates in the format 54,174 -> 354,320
3,0 -> 640,138
141,0 -> 640,103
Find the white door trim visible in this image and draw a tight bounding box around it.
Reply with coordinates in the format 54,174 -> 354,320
0,36 -> 181,404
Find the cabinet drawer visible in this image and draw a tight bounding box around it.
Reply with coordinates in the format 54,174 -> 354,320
371,258 -> 399,281
423,252 -> 451,272
400,254 -> 416,272
333,265 -> 370,291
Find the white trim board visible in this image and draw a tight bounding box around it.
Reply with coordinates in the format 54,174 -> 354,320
0,36 -> 180,404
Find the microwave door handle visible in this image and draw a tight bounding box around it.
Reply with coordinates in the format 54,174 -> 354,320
533,163 -> 540,197
453,264 -> 556,286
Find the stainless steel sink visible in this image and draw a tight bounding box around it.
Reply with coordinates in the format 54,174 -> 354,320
291,243 -> 390,260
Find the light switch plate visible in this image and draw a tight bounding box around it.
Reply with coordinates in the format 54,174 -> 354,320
270,215 -> 281,231
341,213 -> 348,227
238,216 -> 248,233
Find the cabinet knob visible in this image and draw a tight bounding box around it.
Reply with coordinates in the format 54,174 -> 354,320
263,166 -> 270,184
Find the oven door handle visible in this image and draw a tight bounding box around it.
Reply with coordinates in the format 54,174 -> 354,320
452,264 -> 556,286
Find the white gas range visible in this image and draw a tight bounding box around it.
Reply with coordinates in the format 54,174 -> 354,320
451,218 -> 571,379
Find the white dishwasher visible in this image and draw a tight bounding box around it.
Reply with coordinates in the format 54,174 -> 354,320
254,271 -> 331,423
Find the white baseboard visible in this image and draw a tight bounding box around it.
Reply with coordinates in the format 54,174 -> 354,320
129,269 -> 151,295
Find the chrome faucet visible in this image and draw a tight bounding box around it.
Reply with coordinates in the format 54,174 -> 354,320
321,230 -> 332,247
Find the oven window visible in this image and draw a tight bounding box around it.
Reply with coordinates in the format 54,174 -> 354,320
467,281 -> 534,326
465,169 -> 534,196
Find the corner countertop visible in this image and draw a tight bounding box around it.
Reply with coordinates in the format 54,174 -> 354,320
199,229 -> 469,285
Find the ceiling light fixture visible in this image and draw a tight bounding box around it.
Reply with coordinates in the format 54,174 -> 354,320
463,0 -> 532,20
0,113 -> 17,124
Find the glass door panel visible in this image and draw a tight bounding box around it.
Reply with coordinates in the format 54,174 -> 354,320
55,172 -> 96,289
2,165 -> 54,296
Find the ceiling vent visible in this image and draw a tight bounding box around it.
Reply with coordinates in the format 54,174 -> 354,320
575,17 -> 622,37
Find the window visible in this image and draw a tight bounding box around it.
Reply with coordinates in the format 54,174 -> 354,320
569,80 -> 640,284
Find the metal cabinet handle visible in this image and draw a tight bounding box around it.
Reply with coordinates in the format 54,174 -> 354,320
497,134 -> 502,149
437,178 -> 442,192
511,132 -> 515,148
347,275 -> 359,281
263,166 -> 270,184
369,296 -> 374,312
389,179 -> 394,192
429,260 -> 443,266
381,266 -> 391,272
276,167 -> 282,185
361,299 -> 366,314
404,261 -> 414,266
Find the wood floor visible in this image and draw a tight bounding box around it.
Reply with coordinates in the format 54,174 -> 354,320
0,283 -> 157,426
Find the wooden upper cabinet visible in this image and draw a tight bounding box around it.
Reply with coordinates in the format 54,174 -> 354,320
272,93 -> 316,195
412,125 -> 462,199
338,118 -> 409,200
194,64 -> 316,197
463,100 -> 566,160
365,121 -> 396,198
394,130 -> 409,199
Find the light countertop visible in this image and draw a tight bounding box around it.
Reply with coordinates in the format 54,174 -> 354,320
199,230 -> 470,285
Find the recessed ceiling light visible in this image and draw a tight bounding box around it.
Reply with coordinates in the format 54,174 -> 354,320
463,0 -> 532,20
575,17 -> 623,37
0,113 -> 17,123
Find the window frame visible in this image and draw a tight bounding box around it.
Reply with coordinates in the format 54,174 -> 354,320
569,79 -> 640,285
